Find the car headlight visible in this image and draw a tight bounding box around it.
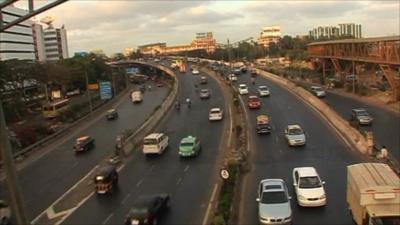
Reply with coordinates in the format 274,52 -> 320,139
284,216 -> 292,221
298,195 -> 306,200
320,194 -> 326,199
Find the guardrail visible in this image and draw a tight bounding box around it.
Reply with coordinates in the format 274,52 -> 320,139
11,92 -> 126,161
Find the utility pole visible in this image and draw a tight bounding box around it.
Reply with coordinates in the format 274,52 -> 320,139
0,101 -> 28,225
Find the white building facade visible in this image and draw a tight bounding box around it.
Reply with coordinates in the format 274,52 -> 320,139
309,23 -> 362,40
257,26 -> 281,47
0,5 -> 35,61
43,24 -> 69,61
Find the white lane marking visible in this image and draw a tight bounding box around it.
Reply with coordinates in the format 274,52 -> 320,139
176,177 -> 182,186
54,192 -> 94,225
184,165 -> 190,172
202,183 -> 219,225
136,179 -> 143,187
121,193 -> 131,205
102,213 -> 114,225
32,165 -> 99,224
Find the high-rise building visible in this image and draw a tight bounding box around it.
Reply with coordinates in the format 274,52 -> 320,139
191,32 -> 216,53
42,23 -> 69,61
0,5 -> 35,61
308,23 -> 362,40
338,23 -> 362,39
32,23 -> 46,61
257,26 -> 281,47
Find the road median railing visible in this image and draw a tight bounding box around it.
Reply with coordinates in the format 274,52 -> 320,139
200,66 -> 248,225
8,88 -> 129,164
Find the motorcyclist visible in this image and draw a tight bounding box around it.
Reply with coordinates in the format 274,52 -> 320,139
186,97 -> 191,108
175,100 -> 180,110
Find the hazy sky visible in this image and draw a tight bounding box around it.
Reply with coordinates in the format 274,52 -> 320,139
16,1 -> 400,55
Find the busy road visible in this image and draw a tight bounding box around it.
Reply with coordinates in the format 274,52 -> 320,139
62,65 -> 227,225
235,71 -> 363,225
1,82 -> 169,221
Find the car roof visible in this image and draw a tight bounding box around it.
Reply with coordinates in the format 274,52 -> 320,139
77,136 -> 90,141
294,167 -> 318,177
107,109 -> 116,113
258,85 -> 267,88
287,124 -> 301,130
260,179 -> 285,192
132,194 -> 167,208
145,133 -> 164,139
249,95 -> 258,98
210,108 -> 221,111
96,165 -> 116,177
239,84 -> 247,87
181,136 -> 196,143
200,89 -> 209,92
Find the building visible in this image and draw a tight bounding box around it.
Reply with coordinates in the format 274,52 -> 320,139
191,32 -> 216,53
42,23 -> 69,61
257,26 -> 281,48
138,32 -> 217,55
32,23 -> 46,61
339,23 -> 362,39
123,48 -> 135,57
0,5 -> 35,61
309,23 -> 362,40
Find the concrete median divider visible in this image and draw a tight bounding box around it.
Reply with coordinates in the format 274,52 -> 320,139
254,68 -> 370,155
122,64 -> 178,156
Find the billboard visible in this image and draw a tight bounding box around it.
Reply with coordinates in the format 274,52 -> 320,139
126,67 -> 139,74
99,81 -> 112,100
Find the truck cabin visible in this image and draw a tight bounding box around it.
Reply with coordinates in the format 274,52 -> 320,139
94,165 -> 118,194
256,115 -> 271,134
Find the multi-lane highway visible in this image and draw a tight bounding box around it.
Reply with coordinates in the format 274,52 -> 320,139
62,66 -> 227,225
236,71 -> 363,225
322,92 -> 400,159
1,82 -> 169,221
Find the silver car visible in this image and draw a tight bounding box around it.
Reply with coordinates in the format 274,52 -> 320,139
257,179 -> 292,225
284,124 -> 306,146
351,108 -> 373,125
310,86 -> 326,98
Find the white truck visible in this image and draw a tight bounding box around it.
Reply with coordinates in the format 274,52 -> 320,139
347,163 -> 400,225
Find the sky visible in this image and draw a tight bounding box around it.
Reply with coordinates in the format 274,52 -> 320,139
15,0 -> 400,56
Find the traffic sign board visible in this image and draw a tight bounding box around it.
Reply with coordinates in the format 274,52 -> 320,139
99,81 -> 112,100
220,169 -> 229,180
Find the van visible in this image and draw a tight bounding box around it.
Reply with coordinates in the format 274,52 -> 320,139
131,91 -> 142,103
143,133 -> 169,155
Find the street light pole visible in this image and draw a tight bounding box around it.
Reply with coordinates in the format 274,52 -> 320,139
0,101 -> 28,225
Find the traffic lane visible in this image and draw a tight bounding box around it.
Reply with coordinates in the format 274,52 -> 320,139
237,74 -> 361,225
62,69 -> 225,225
323,92 -> 400,159
10,84 -> 169,220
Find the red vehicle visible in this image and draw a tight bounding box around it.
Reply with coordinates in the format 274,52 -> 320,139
248,95 -> 261,109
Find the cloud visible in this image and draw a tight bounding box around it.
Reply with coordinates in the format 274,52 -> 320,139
14,0 -> 398,55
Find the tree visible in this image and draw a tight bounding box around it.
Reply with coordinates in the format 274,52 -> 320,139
268,42 -> 280,57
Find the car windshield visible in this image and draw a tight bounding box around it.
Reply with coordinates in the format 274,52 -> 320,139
313,87 -> 323,91
259,87 -> 268,91
201,90 -> 209,93
144,139 -> 158,145
356,111 -> 369,116
288,128 -> 303,135
299,176 -> 321,188
180,142 -> 194,147
240,85 -> 246,89
261,191 -> 288,204
211,109 -> 220,113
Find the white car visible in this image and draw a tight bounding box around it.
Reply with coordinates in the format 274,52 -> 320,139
284,124 -> 306,146
256,179 -> 292,224
310,86 -> 326,98
228,74 -> 237,82
238,84 -> 249,95
143,133 -> 169,155
292,167 -> 327,207
192,69 -> 200,75
258,86 -> 270,97
209,108 -> 223,121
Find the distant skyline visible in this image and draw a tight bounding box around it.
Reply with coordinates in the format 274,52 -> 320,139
15,1 -> 400,55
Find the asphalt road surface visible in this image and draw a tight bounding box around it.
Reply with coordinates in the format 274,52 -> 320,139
62,67 -> 226,224
1,83 -> 169,221
322,92 -> 400,159
236,72 -> 362,225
